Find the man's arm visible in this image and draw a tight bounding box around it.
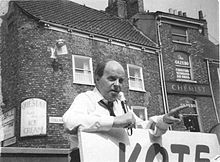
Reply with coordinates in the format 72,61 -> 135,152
63,93 -> 115,134
113,105 -> 188,137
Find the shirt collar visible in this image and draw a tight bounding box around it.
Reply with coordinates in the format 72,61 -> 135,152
93,87 -> 120,103
93,87 -> 104,102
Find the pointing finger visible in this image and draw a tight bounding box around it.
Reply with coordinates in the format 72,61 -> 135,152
168,105 -> 188,116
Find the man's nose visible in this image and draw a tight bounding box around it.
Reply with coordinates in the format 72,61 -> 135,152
114,79 -> 120,86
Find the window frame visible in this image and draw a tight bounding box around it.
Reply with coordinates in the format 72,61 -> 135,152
127,64 -> 145,92
131,106 -> 148,128
179,98 -> 202,132
171,25 -> 188,43
72,55 -> 94,85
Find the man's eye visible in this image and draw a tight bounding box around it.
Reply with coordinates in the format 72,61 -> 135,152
108,77 -> 116,81
119,78 -> 124,83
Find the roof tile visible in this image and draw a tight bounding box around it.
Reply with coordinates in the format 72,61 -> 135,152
14,0 -> 157,48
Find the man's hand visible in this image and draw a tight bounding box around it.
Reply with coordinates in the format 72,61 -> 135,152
163,105 -> 188,124
113,112 -> 136,128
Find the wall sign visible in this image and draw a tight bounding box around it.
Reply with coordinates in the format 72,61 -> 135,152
166,82 -> 211,96
0,109 -> 15,142
20,98 -> 47,137
3,136 -> 16,147
174,52 -> 191,80
49,117 -> 63,124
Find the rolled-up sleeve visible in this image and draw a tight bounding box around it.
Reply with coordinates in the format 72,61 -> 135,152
147,115 -> 170,137
134,113 -> 170,137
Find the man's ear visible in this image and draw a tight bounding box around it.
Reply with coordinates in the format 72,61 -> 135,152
95,76 -> 100,82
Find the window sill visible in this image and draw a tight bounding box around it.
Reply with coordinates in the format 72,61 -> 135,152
172,40 -> 192,46
73,82 -> 95,86
129,88 -> 146,93
176,79 -> 197,83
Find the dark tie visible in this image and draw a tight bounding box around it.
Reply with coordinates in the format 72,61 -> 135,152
99,100 -> 115,116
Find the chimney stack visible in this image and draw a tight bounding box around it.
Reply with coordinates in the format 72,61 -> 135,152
105,0 -> 144,19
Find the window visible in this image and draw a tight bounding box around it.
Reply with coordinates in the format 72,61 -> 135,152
179,97 -> 200,132
131,106 -> 148,121
171,26 -> 188,42
72,55 -> 94,85
174,52 -> 192,81
127,64 -> 145,91
131,106 -> 147,128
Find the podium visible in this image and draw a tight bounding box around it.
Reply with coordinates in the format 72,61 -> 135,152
78,129 -> 220,162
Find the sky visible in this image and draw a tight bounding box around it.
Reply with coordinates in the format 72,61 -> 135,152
0,0 -> 219,44
73,0 -> 219,45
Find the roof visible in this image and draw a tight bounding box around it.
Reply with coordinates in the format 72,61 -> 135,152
13,0 -> 157,48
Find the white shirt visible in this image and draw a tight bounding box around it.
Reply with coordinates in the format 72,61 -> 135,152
63,88 -> 169,149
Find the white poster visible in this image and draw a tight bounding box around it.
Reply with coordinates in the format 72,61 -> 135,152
20,98 -> 47,137
0,109 -> 15,142
79,129 -> 220,162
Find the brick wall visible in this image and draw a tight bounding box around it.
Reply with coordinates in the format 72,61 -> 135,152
159,22 -> 218,132
1,4 -> 163,148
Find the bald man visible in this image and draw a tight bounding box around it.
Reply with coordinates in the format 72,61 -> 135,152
63,59 -> 186,162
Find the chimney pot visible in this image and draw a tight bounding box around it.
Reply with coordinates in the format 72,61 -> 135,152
198,10 -> 204,20
178,11 -> 183,16
169,8 -> 173,14
183,12 -> 187,17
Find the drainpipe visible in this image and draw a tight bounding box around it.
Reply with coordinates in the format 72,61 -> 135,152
156,19 -> 169,115
206,59 -> 220,123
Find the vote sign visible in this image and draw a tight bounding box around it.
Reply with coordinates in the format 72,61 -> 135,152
78,129 -> 220,162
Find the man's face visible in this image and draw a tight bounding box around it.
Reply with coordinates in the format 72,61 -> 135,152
96,61 -> 125,102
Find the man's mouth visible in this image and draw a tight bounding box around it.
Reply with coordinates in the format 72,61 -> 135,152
111,90 -> 120,93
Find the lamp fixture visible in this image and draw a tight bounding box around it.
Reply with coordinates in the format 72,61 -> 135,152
50,39 -> 68,72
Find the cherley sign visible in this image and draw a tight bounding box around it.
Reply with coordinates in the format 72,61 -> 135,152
79,129 -> 220,162
166,82 -> 211,96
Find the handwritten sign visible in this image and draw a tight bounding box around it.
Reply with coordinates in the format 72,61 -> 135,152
20,98 -> 47,137
78,129 -> 220,162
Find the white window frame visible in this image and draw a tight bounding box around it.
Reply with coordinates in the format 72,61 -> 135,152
131,106 -> 148,121
72,55 -> 94,85
127,64 -> 145,92
180,98 -> 202,132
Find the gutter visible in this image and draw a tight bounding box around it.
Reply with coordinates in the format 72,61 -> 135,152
156,19 -> 169,116
38,20 -> 159,53
157,15 -> 205,27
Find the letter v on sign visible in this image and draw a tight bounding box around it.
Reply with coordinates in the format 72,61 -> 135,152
119,142 -> 142,162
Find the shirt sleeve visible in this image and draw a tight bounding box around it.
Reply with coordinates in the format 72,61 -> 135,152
62,93 -> 114,134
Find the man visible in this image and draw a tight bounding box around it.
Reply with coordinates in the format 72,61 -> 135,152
63,59 -> 187,162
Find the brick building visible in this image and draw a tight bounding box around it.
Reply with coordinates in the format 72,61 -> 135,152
0,0 -> 164,148
0,0 -> 219,149
106,0 -> 219,132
